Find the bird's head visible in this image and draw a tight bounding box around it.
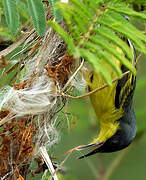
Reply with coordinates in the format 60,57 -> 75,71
78,105 -> 136,159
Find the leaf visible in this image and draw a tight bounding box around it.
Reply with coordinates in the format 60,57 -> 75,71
47,20 -> 76,54
3,0 -> 19,33
99,12 -> 146,54
84,42 -> 122,77
94,26 -> 134,61
0,63 -> 19,88
16,1 -> 29,20
107,4 -> 146,20
79,48 -> 112,84
90,35 -> 136,75
70,0 -> 93,19
48,0 -> 146,84
26,0 -> 46,36
48,0 -> 63,22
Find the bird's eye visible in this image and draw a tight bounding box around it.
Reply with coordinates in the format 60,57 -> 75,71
112,139 -> 119,144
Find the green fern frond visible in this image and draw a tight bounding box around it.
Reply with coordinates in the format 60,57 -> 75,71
27,0 -> 46,36
17,0 -> 29,20
48,0 -> 146,84
3,0 -> 19,34
48,0 -> 63,21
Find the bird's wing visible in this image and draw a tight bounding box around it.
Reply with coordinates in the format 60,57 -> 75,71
115,39 -> 136,110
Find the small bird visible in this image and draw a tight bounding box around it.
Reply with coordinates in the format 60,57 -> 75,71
78,39 -> 137,159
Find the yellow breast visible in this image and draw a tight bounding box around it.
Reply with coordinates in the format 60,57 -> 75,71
87,57 -> 123,143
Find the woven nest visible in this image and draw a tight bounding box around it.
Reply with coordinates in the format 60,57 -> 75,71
0,9 -> 86,179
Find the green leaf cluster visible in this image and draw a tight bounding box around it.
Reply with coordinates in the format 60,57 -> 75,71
1,0 -> 46,36
3,0 -> 19,34
48,0 -> 146,84
48,0 -> 63,22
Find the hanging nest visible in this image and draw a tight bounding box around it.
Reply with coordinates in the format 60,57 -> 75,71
0,8 -> 82,180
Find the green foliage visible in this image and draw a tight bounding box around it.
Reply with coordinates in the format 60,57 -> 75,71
107,4 -> 146,20
1,0 -> 46,36
48,0 -> 146,84
16,1 -> 29,20
98,11 -> 146,54
3,0 -> 19,34
26,0 -> 46,36
118,0 -> 146,5
48,0 -> 63,22
0,28 -> 13,39
0,8 -> 1,24
0,64 -> 18,88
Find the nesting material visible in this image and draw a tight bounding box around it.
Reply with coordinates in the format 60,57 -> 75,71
0,23 -> 71,179
0,10 -> 86,179
0,75 -> 57,117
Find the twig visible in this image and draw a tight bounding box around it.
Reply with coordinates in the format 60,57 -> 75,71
97,154 -> 106,180
102,147 -> 132,180
0,25 -> 33,57
41,169 -> 48,180
39,146 -> 58,180
49,151 -> 72,180
61,59 -> 84,92
62,70 -> 130,99
61,53 -> 142,99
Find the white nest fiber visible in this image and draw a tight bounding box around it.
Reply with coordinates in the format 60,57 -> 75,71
0,74 -> 57,117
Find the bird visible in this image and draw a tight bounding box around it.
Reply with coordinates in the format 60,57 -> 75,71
78,38 -> 137,159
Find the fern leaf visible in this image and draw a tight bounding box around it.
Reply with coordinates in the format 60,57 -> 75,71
79,48 -> 112,85
94,27 -> 134,61
48,21 -> 76,54
107,4 -> 146,20
84,42 -> 122,77
99,12 -> 146,54
26,0 -> 46,36
17,0 -> 29,20
48,0 -> 63,22
3,0 -> 19,33
48,0 -> 146,84
89,35 -> 136,74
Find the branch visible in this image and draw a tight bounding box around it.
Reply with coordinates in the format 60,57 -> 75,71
61,53 -> 142,99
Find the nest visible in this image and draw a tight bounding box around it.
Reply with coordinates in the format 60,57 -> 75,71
0,11 -> 83,179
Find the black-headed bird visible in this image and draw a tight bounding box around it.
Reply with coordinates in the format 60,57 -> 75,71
78,39 -> 137,159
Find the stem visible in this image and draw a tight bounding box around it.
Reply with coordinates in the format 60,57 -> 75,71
97,154 -> 106,180
61,53 -> 142,99
84,158 -> 100,180
39,146 -> 58,180
102,147 -> 131,180
102,136 -> 144,180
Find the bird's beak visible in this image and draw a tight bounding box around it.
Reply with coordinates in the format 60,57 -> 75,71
76,142 -> 105,159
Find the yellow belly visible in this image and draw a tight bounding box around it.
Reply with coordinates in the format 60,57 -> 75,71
87,61 -> 123,143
